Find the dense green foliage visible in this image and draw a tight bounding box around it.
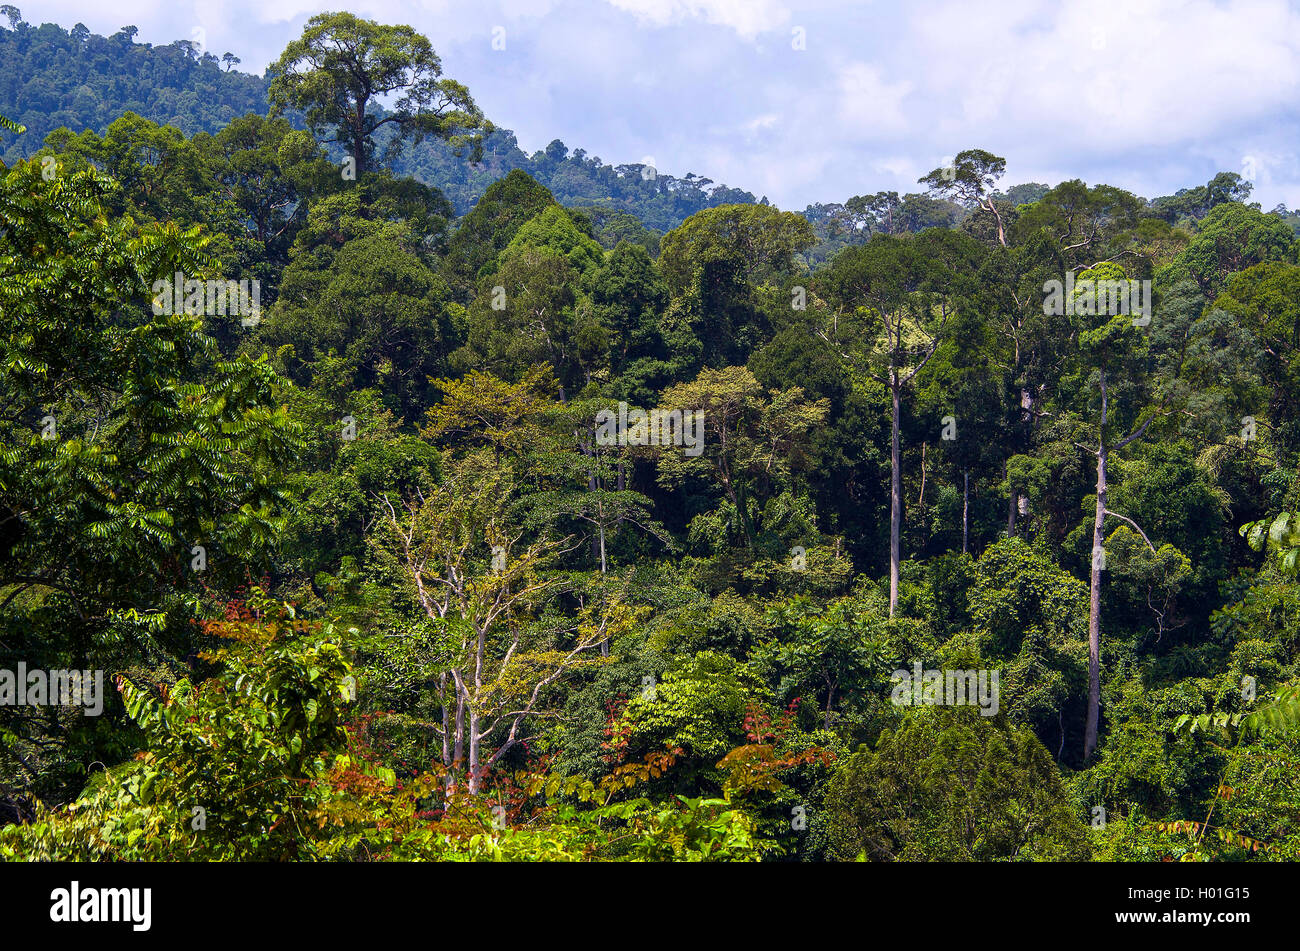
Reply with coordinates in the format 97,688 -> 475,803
3,12 -> 1300,862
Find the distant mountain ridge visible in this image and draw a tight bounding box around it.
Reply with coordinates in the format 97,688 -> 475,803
8,12 -> 1286,244
0,12 -> 759,231
0,15 -> 267,153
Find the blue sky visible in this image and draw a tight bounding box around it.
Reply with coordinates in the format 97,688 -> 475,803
26,0 -> 1300,212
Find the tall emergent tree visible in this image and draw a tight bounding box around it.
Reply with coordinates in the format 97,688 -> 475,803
920,149 -> 1009,247
817,231 -> 975,615
268,12 -> 487,178
1060,264 -> 1166,760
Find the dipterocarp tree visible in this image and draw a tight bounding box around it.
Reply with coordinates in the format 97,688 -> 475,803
920,149 -> 1010,248
657,203 -> 816,298
268,12 -> 487,179
922,154 -> 1033,535
1056,264 -> 1174,760
264,215 -> 458,421
997,180 -> 1158,537
198,113 -> 338,276
816,231 -> 973,616
1213,262 -> 1300,455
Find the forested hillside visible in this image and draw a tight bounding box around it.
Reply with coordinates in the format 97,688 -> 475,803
0,9 -> 267,150
2,10 -> 1300,863
0,11 -> 759,229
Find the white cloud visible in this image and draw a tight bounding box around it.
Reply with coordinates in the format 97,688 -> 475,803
836,62 -> 912,136
601,0 -> 790,39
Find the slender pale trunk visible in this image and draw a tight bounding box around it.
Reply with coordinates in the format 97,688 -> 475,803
962,469 -> 969,555
1017,387 -> 1033,527
1006,462 -> 1017,537
889,377 -> 901,618
467,711 -> 481,794
1084,442 -> 1107,761
584,429 -> 601,562
982,197 -> 1007,248
440,672 -> 454,796
917,442 -> 927,505
453,693 -> 465,792
598,505 -> 610,656
467,624 -> 486,794
1007,387 -> 1034,538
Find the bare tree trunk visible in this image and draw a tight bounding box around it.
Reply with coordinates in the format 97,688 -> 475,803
1017,387 -> 1034,530
962,469 -> 969,555
467,711 -> 481,794
440,672 -> 454,795
585,434 -> 601,562
1084,442 -> 1108,761
917,441 -> 927,505
889,380 -> 901,618
982,197 -> 1007,247
468,620 -> 486,794
453,694 -> 465,792
597,499 -> 607,575
1006,462 -> 1017,538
